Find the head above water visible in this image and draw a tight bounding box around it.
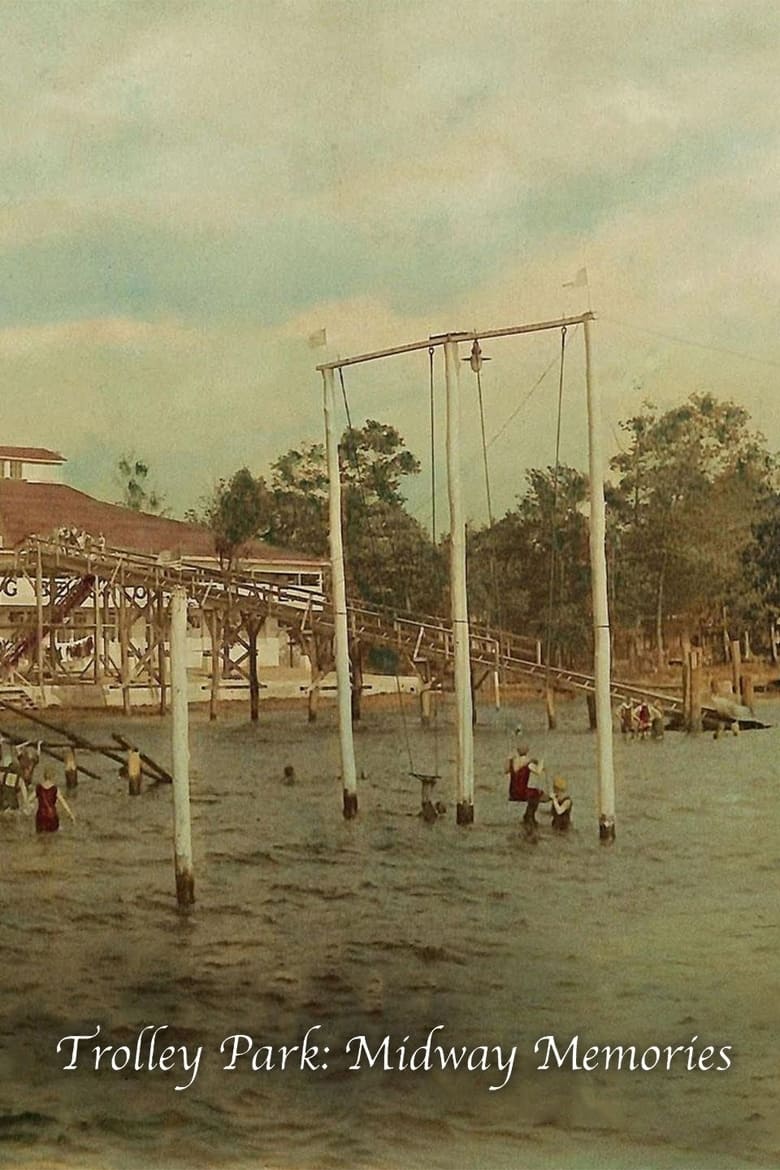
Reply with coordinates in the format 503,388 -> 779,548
553,776 -> 567,793
42,768 -> 55,787
516,742 -> 529,756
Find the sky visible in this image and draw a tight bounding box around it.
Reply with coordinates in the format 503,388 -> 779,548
1,0 -> 779,527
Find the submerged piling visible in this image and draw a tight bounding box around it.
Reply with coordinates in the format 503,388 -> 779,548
170,587 -> 194,907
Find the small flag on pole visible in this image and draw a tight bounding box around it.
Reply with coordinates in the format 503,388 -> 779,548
308,327 -> 327,348
562,267 -> 588,289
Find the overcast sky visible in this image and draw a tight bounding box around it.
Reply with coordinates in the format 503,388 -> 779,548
1,0 -> 778,525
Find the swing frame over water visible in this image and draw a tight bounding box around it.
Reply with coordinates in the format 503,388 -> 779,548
316,310 -> 617,840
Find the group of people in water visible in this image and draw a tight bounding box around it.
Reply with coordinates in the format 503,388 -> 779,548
0,737 -> 76,833
617,698 -> 665,740
506,728 -> 572,839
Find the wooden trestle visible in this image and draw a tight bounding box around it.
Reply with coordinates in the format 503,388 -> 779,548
0,534 -> 702,718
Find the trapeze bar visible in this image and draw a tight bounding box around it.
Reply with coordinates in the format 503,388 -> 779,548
315,312 -> 594,372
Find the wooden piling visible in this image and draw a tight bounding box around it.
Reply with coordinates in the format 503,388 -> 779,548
209,610 -> 220,722
93,579 -> 104,683
688,651 -> 702,733
64,745 -> 78,790
740,672 -> 755,713
36,545 -> 45,702
730,639 -> 741,699
307,679 -> 320,723
545,686 -> 557,731
170,587 -> 194,907
586,692 -> 597,730
157,592 -> 167,716
119,585 -> 131,717
246,615 -> 261,723
127,748 -> 142,796
350,639 -> 363,723
420,685 -> 432,727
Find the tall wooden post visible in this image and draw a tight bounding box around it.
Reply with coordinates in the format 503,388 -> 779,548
586,692 -> 597,730
93,578 -> 104,684
102,585 -> 111,686
246,615 -> 261,723
209,609 -> 220,722
322,366 -> 358,818
741,671 -> 754,713
157,591 -> 167,716
35,545 -> 45,702
730,639 -> 741,697
420,684 -> 432,727
545,686 -> 557,730
688,650 -> 702,733
170,587 -> 194,906
350,639 -> 363,723
444,336 -> 474,824
584,315 -> 616,841
119,587 -> 131,716
48,575 -> 57,675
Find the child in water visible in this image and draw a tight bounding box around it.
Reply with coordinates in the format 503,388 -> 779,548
550,776 -> 573,832
30,768 -> 76,833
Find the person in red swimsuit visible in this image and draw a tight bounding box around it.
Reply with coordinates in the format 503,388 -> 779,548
506,732 -> 548,835
32,769 -> 76,834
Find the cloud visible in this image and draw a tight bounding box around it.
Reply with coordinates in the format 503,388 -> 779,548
0,0 -> 778,524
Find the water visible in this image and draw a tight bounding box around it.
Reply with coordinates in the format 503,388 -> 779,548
1,696 -> 778,1169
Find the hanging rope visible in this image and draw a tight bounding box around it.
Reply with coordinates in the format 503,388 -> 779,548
467,339 -> 503,632
544,326 -> 568,694
428,345 -> 437,544
471,340 -> 494,528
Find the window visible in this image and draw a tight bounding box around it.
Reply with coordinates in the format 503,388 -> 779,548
9,461 -> 22,479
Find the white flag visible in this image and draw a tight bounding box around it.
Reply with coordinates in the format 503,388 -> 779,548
307,327 -> 327,348
562,267 -> 588,289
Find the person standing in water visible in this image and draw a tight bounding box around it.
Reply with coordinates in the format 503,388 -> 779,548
0,746 -> 26,812
506,732 -> 548,835
31,768 -> 76,833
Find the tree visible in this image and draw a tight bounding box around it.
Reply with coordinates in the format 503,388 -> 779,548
116,454 -> 167,514
202,468 -> 271,570
608,393 -> 774,663
266,420 -> 444,615
468,465 -> 591,663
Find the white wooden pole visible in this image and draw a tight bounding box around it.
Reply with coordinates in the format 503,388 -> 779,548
584,317 -> 616,841
444,338 -> 474,824
170,586 -> 195,904
322,367 -> 358,817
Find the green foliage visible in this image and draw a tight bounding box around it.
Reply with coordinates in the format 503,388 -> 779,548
203,468 -> 271,569
608,393 -> 774,653
116,454 -> 167,514
469,465 -> 591,663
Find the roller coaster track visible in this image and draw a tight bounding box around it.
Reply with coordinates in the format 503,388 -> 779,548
5,536 -> 712,717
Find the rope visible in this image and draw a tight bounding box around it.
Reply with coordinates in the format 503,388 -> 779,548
428,346 -> 437,544
543,326 -> 568,701
473,343 -> 494,528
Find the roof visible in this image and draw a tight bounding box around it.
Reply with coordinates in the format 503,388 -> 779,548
0,446 -> 66,464
0,480 -> 325,567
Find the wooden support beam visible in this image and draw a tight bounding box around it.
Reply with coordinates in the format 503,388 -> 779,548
246,614 -> 261,723
157,591 -> 167,715
119,582 -> 131,716
170,586 -> 194,906
209,609 -> 220,722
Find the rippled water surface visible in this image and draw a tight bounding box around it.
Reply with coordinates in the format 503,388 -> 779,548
1,695 -> 778,1169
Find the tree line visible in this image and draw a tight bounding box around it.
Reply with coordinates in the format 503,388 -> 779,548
117,392 -> 780,670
